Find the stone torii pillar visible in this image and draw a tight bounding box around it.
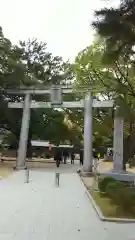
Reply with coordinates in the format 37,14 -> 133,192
102,107 -> 124,180
83,92 -> 93,173
16,94 -> 31,169
113,108 -> 124,172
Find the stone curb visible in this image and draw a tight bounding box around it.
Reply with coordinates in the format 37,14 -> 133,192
79,176 -> 135,223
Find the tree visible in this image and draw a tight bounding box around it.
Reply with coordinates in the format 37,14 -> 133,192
73,39 -> 135,168
0,27 -> 26,88
92,1 -> 135,166
19,38 -> 65,86
17,39 -> 81,150
0,27 -> 82,154
30,108 -> 77,144
92,0 -> 135,62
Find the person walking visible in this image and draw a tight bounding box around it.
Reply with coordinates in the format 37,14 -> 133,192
93,149 -> 97,159
55,146 -> 61,168
63,149 -> 69,164
71,151 -> 75,164
97,153 -> 100,161
80,149 -> 83,165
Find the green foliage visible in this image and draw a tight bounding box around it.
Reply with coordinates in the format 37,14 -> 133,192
98,176 -> 116,192
73,41 -> 116,150
92,0 -> 135,62
106,180 -> 125,198
0,28 -> 26,88
92,2 -> 135,170
74,37 -> 135,168
99,178 -> 135,214
0,27 -> 81,150
19,38 -> 64,86
117,187 -> 135,213
106,181 -> 135,213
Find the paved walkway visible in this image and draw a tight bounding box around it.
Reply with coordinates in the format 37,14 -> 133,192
0,167 -> 135,239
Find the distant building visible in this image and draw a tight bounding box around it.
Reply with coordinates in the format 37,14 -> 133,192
31,140 -> 74,148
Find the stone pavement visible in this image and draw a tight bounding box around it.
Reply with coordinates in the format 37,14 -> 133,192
0,167 -> 135,239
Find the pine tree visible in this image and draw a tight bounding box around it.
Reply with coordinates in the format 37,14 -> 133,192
92,0 -> 135,61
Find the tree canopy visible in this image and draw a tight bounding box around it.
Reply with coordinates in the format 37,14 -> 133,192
73,36 -> 135,167
92,0 -> 135,62
0,27 -> 81,154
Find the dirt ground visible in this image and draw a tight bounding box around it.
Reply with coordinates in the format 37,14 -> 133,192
1,156 -> 135,180
0,160 -> 56,169
99,160 -> 135,173
0,163 -> 13,179
82,160 -> 135,189
0,157 -> 57,179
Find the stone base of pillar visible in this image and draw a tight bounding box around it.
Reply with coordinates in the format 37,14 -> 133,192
13,165 -> 27,170
83,163 -> 93,173
100,169 -> 135,182
81,171 -> 93,177
77,167 -> 93,177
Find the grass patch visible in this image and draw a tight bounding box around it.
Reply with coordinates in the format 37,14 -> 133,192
90,190 -> 135,219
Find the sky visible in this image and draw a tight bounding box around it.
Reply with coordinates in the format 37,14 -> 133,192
0,0 -> 118,61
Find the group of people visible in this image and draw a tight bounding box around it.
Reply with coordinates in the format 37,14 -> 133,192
54,148 -> 84,167
54,147 -> 101,168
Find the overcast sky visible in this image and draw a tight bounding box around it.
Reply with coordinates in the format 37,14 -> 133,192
0,0 -> 118,61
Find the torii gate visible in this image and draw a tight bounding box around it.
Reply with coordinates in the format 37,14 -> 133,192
6,86 -> 123,174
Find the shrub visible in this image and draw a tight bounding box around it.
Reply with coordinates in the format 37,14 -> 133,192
106,180 -> 125,198
98,176 -> 116,192
106,181 -> 135,213
116,188 -> 135,213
